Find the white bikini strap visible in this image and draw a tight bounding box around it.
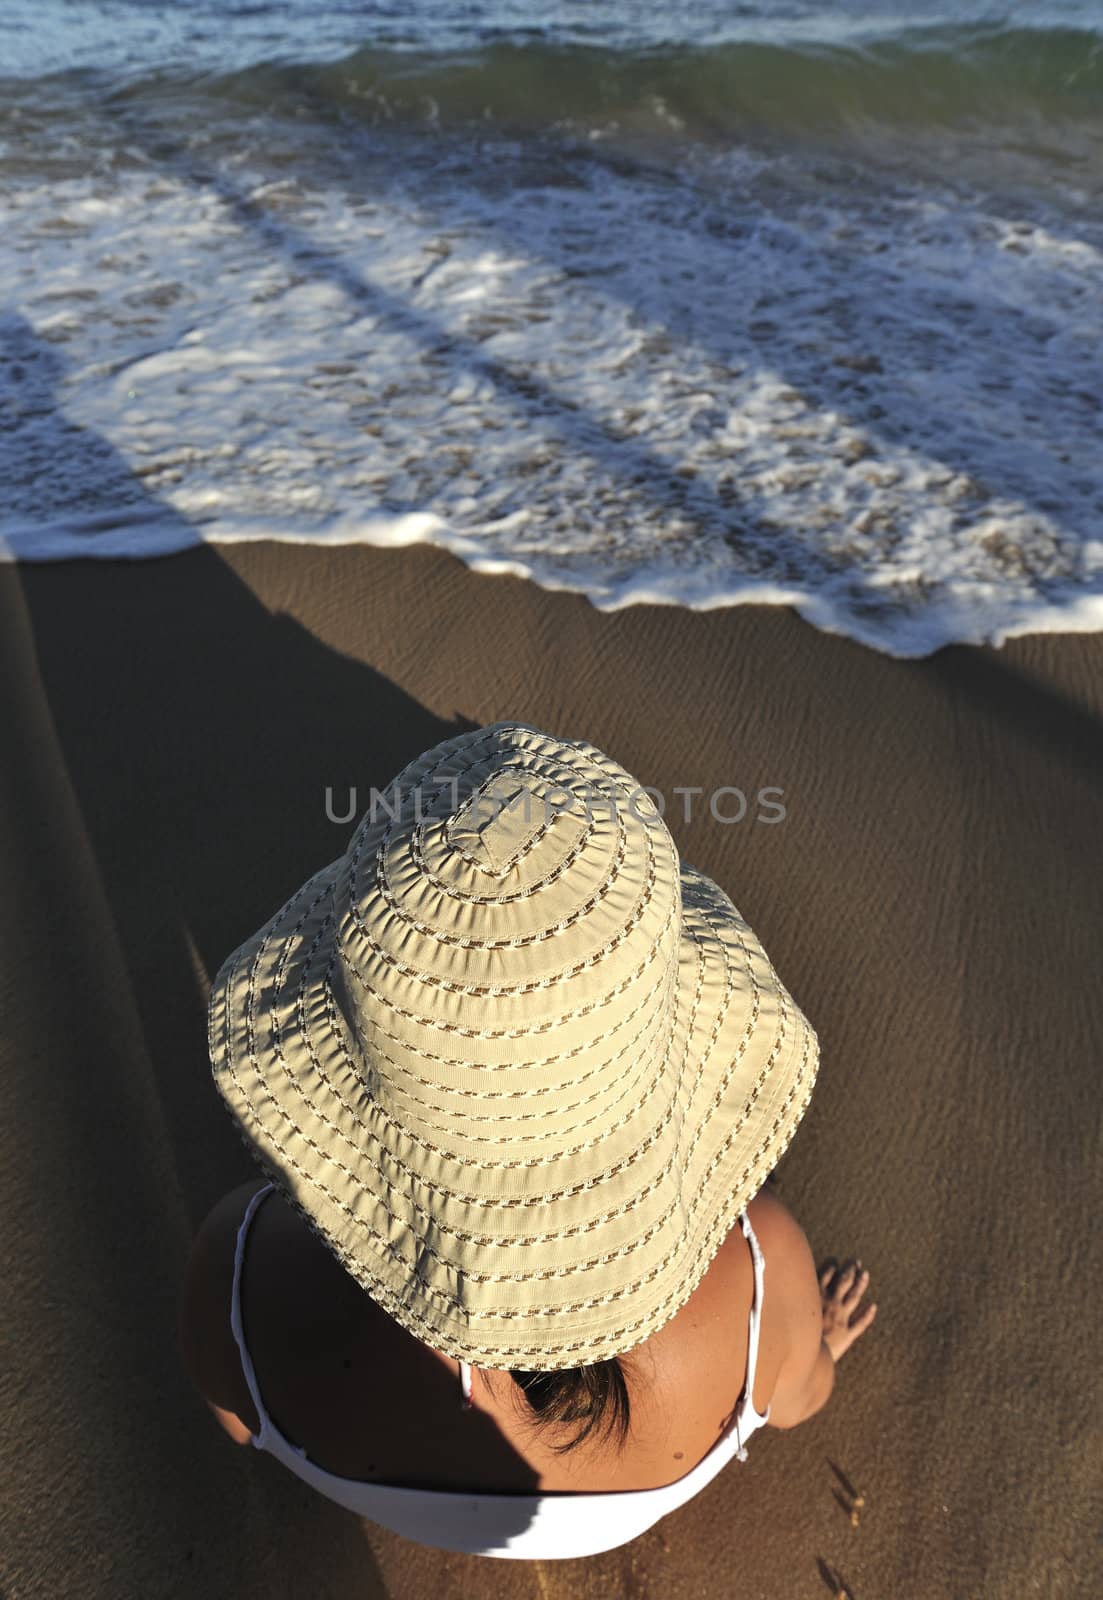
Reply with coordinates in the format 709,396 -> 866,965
229,1183 -> 278,1440
740,1210 -> 766,1407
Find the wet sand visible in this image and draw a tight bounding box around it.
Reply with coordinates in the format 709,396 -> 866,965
1,539 -> 1099,1599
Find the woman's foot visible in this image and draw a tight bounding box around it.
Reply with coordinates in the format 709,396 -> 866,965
819,1259 -> 877,1361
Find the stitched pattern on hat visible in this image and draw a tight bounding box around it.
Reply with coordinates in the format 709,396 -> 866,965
228,890 -> 687,1266
223,740 -> 753,1179
410,801 -> 593,904
364,730 -> 641,903
220,969 -> 812,1355
342,820 -> 664,991
328,961 -> 673,1104
245,865 -> 718,1207
328,963 -> 667,1085
356,983 -> 676,1136
343,885 -> 679,1040
216,889 -> 815,1357
347,744 -> 659,955
229,862 -> 688,1205
224,732 -> 742,1171
228,880 -> 808,1279
369,809 -> 631,950
296,903 -> 683,1160
238,862 -> 805,1216
210,723 -> 819,1361
444,770 -> 589,877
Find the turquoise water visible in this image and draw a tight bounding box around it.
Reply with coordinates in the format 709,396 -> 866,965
1,3 -> 1101,654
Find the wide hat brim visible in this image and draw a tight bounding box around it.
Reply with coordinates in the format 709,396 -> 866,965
208,726 -> 819,1370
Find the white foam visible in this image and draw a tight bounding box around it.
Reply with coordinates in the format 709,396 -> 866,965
1,109 -> 1100,658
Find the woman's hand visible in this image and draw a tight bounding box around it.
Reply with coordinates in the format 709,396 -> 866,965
819,1259 -> 877,1362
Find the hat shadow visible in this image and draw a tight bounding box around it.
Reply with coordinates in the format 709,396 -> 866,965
16,538 -> 479,1199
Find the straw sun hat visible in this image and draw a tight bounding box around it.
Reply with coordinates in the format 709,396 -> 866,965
208,722 -> 818,1371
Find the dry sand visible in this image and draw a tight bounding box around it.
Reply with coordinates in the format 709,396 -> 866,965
1,540 -> 1099,1599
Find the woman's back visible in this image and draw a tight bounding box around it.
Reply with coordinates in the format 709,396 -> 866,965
227,1179 -> 794,1496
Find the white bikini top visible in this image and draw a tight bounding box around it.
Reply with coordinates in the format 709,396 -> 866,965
230,1184 -> 771,1559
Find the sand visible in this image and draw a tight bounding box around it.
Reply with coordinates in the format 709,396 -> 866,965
1,540 -> 1099,1600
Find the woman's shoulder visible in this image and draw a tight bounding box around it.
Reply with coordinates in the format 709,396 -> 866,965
746,1182 -> 808,1252
746,1185 -> 821,1317
742,1184 -> 819,1280
744,1184 -> 825,1409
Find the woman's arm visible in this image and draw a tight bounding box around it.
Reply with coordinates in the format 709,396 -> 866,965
755,1194 -> 876,1431
765,1210 -> 837,1429
772,1336 -> 836,1429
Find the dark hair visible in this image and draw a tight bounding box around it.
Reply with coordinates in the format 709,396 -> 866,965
507,1355 -> 633,1457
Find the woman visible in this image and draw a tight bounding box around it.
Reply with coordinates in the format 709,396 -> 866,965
180,723 -> 877,1559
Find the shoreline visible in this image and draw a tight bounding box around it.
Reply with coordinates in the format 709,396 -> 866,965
5,525 -> 1102,663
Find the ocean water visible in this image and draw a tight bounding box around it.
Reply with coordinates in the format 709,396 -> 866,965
1,3 -> 1101,655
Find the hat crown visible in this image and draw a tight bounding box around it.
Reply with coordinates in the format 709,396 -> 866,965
444,770 -> 587,877
327,725 -> 683,1149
